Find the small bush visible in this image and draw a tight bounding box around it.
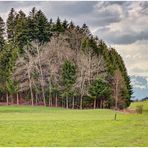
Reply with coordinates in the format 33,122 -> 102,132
136,105 -> 143,114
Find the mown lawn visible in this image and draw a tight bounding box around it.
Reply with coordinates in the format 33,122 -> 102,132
0,101 -> 147,146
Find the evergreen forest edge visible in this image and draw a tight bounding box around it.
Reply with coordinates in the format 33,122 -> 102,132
0,7 -> 132,109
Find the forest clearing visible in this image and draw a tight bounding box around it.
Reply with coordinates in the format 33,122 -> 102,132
0,101 -> 147,146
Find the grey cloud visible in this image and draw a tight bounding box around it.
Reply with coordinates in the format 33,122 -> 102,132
0,1 -> 41,13
99,30 -> 148,44
140,1 -> 148,15
94,22 -> 148,44
93,1 -> 148,44
88,2 -> 124,27
0,1 -> 97,25
0,1 -> 128,27
38,1 -> 97,23
43,1 -> 96,17
0,1 -> 96,17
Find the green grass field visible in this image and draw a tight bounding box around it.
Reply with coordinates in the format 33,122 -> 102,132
0,101 -> 147,146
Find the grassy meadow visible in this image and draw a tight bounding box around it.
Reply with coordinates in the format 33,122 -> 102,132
0,101 -> 147,146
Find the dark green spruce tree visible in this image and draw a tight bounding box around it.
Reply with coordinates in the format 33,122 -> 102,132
6,8 -> 16,43
62,19 -> 68,30
28,7 -> 37,41
34,10 -> 52,44
54,17 -> 64,32
0,43 -> 18,104
0,16 -> 5,51
28,8 -> 51,44
61,60 -> 76,109
15,10 -> 29,51
88,78 -> 112,109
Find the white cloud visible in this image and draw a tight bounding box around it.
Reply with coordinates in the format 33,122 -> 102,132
112,40 -> 148,77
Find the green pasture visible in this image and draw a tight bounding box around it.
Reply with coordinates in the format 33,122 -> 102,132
0,101 -> 147,146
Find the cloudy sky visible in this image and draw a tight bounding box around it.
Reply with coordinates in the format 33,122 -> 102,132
0,1 -> 148,99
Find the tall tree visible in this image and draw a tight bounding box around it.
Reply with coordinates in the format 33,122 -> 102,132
15,10 -> 29,51
109,48 -> 132,108
34,10 -> 51,44
6,78 -> 18,104
61,60 -> 76,109
6,8 -> 17,43
0,43 -> 18,104
54,17 -> 64,32
81,23 -> 90,35
62,19 -> 68,30
0,16 -> 5,51
28,7 -> 37,41
68,21 -> 75,30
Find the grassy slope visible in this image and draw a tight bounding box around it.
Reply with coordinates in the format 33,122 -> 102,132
0,102 -> 147,146
130,100 -> 148,110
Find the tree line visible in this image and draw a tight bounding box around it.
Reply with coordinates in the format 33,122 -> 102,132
0,7 -> 132,109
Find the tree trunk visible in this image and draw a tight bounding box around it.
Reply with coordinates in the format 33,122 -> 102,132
115,78 -> 119,109
100,98 -> 103,108
62,99 -> 64,108
16,93 -> 19,105
30,90 -> 33,106
30,89 -> 33,106
10,95 -> 14,104
88,50 -> 91,85
72,96 -> 74,109
94,99 -> 96,109
48,79 -> 52,107
37,43 -> 46,106
27,66 -> 34,106
6,93 -> 9,105
80,95 -> 83,109
48,98 -> 51,107
66,96 -> 68,109
100,99 -> 102,108
51,97 -> 53,107
35,93 -> 38,105
41,86 -> 46,106
55,93 -> 58,107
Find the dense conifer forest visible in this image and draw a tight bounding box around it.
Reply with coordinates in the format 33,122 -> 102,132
0,7 -> 132,109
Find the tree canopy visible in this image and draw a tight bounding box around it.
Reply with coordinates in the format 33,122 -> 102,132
0,7 -> 132,109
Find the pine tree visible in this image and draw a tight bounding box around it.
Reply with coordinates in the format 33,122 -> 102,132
68,21 -> 75,30
49,18 -> 54,31
61,60 -> 76,109
28,7 -> 38,41
6,78 -> 18,104
88,78 -> 111,109
6,8 -> 16,43
15,10 -> 29,51
62,19 -> 68,30
54,17 -> 64,32
0,16 -> 5,51
28,8 -> 51,44
35,10 -> 51,43
81,23 -> 90,35
75,25 -> 80,32
49,18 -> 53,24
0,43 -> 18,104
